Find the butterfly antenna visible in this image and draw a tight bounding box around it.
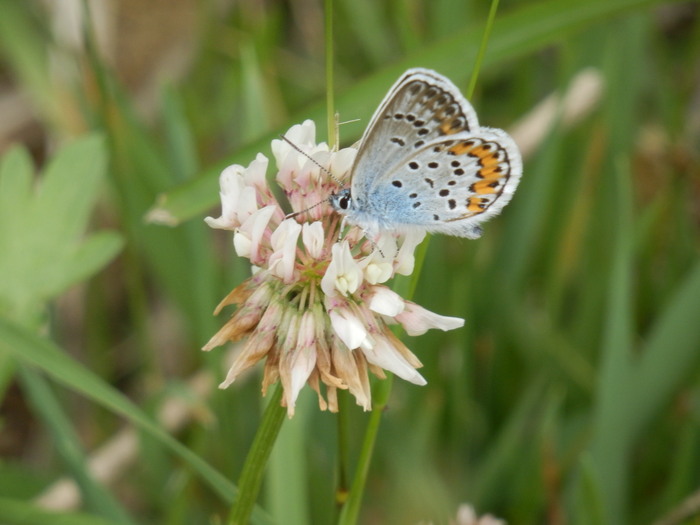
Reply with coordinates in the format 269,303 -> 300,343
285,197 -> 332,220
279,135 -> 345,186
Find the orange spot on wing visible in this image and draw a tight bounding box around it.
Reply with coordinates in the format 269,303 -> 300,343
448,140 -> 476,155
439,120 -> 459,135
467,197 -> 488,213
479,154 -> 500,168
468,145 -> 491,159
478,165 -> 503,179
471,180 -> 499,194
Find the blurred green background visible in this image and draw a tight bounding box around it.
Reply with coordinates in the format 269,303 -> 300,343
0,0 -> 699,524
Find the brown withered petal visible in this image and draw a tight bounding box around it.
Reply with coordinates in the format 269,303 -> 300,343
213,279 -> 256,315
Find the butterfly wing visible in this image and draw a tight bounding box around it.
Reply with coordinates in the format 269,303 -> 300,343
348,127 -> 522,238
345,68 -> 522,238
350,68 -> 480,198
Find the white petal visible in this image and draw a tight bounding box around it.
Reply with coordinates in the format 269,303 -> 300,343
235,185 -> 259,223
395,302 -> 465,336
321,241 -> 363,297
271,120 -> 317,168
269,219 -> 302,282
289,120 -> 317,146
368,286 -> 405,317
329,309 -> 367,350
359,235 -> 397,284
361,337 -> 426,386
395,230 -> 426,275
302,221 -> 325,259
233,231 -> 251,258
330,148 -> 357,182
204,164 -> 246,229
364,262 -> 393,285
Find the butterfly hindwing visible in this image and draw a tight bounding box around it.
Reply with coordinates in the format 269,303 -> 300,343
351,69 -> 480,198
354,128 -> 519,237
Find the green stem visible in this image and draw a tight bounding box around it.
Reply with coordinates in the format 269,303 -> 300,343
337,375 -> 393,525
227,384 -> 286,525
324,0 -> 336,148
335,390 -> 351,511
466,0 -> 500,100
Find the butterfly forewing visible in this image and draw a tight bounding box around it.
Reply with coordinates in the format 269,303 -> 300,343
351,69 -> 480,196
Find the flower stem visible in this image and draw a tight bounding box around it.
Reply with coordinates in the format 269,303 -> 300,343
335,390 -> 351,509
337,375 -> 393,525
227,384 -> 286,525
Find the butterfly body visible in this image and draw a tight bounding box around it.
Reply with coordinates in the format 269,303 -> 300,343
330,68 -> 522,239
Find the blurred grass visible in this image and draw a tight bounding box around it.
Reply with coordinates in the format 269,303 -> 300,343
0,0 -> 698,524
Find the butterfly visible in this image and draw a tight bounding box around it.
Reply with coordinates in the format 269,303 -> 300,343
329,68 -> 522,239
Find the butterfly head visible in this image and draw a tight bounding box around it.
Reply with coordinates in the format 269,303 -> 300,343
329,188 -> 355,215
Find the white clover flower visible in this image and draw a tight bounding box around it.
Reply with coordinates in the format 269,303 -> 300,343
203,120 -> 465,416
321,241 -> 363,297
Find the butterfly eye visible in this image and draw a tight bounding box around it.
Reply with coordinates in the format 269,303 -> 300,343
338,195 -> 350,210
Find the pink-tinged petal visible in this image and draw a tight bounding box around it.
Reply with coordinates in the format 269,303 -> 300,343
394,230 -> 426,275
269,219 -> 302,283
330,334 -> 371,410
302,221 -> 325,259
273,150 -> 296,190
395,301 -> 465,336
360,336 -> 427,386
235,186 -> 259,223
297,150 -> 330,188
204,164 -> 246,230
321,241 -> 362,297
271,120 -> 318,171
238,205 -> 277,264
285,347 -> 316,417
244,153 -> 269,189
281,312 -> 318,416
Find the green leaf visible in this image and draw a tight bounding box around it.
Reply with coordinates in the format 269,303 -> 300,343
0,135 -> 123,324
0,319 -> 273,525
18,368 -> 137,525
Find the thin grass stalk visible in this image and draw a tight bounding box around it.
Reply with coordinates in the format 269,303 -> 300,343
466,0 -> 500,99
227,385 -> 286,525
325,0 -> 336,148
